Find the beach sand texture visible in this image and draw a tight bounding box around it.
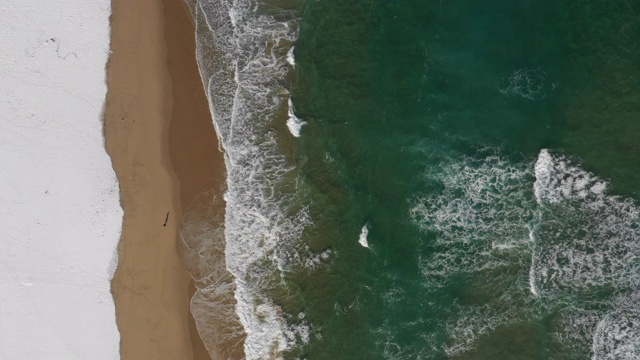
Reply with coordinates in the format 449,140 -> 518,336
106,0 -> 220,358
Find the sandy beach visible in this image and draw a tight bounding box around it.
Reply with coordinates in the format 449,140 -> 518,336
105,0 -> 221,358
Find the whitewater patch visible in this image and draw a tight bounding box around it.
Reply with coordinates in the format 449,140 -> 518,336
534,149 -> 608,205
410,150 -> 536,254
592,307 -> 640,360
287,46 -> 295,66
409,147 -> 640,357
410,150 -> 537,354
287,98 -> 306,137
192,0 -> 320,358
532,149 -> 640,296
359,224 -> 370,248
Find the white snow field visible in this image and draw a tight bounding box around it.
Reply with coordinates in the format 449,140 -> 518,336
0,1 -> 121,359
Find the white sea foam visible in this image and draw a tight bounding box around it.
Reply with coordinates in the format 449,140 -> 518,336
532,149 -> 640,295
192,1 -> 314,358
443,304 -> 517,356
0,2 -> 120,359
534,148 -> 608,205
287,98 -> 306,137
294,246 -> 332,270
359,224 -> 370,248
410,150 -> 537,354
547,307 -> 602,358
287,46 -> 295,66
410,151 -> 535,253
592,308 -> 640,360
531,149 -> 640,357
411,147 -> 640,357
528,229 -> 539,297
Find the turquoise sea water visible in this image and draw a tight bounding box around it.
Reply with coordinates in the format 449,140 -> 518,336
191,1 -> 640,358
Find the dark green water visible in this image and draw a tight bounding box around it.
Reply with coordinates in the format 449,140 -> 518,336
282,1 -> 640,359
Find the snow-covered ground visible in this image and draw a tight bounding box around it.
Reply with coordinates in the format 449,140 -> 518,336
0,1 -> 121,359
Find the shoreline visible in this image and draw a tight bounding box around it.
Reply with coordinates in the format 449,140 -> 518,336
165,1 -> 247,358
162,0 -> 228,359
105,0 -> 216,358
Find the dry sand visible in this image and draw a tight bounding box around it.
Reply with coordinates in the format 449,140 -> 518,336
105,0 -> 221,359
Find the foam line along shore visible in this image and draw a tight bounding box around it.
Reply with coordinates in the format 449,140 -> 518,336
162,0 -> 242,358
188,1 -> 318,358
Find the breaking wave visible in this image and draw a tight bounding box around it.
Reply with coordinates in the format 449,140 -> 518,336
286,98 -> 305,138
358,224 -> 370,248
409,148 -> 640,358
189,0 -> 322,358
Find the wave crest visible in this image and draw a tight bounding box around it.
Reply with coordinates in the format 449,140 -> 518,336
409,148 -> 640,357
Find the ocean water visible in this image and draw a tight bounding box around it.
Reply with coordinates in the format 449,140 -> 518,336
189,0 -> 640,359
